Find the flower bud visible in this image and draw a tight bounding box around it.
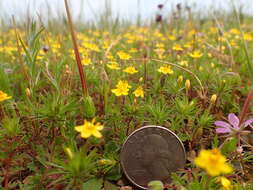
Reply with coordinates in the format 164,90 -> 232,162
237,146 -> 243,154
99,159 -> 114,165
185,79 -> 191,90
210,94 -> 217,104
177,75 -> 183,83
64,147 -> 74,159
25,88 -> 31,97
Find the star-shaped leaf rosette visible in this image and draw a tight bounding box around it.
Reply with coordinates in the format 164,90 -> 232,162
215,113 -> 253,135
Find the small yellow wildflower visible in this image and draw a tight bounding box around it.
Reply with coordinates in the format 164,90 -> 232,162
83,42 -> 100,52
229,28 -> 240,35
184,43 -> 192,49
106,54 -> 114,60
154,48 -> 165,59
155,43 -> 165,48
82,57 -> 92,65
172,44 -> 183,51
107,62 -> 120,70
219,176 -> 232,190
133,86 -> 144,98
188,29 -> 196,37
117,51 -> 131,60
0,91 -> 12,102
168,34 -> 176,41
129,48 -> 137,53
111,80 -> 131,96
179,60 -> 188,67
75,119 -> 103,138
194,148 -> 233,176
243,33 -> 253,41
123,66 -> 138,74
189,50 -> 203,59
158,65 -> 174,75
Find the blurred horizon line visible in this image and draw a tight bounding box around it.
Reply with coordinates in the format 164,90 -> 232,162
0,0 -> 252,25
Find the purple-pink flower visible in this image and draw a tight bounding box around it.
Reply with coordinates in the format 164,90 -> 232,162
215,113 -> 253,134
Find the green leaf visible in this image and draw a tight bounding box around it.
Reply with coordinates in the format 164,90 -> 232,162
212,135 -> 219,148
105,164 -> 122,181
221,137 -> 237,154
83,96 -> 96,118
82,178 -> 103,190
104,181 -> 118,190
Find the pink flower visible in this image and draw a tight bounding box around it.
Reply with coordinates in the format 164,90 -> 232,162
215,113 -> 253,134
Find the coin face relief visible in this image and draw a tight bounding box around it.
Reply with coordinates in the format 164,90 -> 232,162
120,126 -> 186,189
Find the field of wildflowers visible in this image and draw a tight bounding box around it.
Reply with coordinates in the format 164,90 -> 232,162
0,2 -> 253,190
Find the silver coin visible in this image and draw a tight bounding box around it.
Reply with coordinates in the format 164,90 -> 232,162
120,126 -> 186,189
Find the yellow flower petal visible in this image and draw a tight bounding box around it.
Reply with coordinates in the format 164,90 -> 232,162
219,177 -> 232,190
194,148 -> 233,176
92,130 -> 102,138
74,119 -> 104,139
75,126 -> 83,132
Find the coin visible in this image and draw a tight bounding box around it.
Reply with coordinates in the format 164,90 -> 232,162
120,126 -> 186,189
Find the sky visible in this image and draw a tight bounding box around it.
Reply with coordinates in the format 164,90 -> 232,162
0,0 -> 253,23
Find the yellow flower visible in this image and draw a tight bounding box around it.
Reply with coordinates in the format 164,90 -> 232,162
155,43 -> 165,48
129,48 -> 137,53
75,119 -> 103,138
194,148 -> 233,176
229,28 -> 240,35
179,60 -> 188,67
133,86 -> 144,98
0,91 -> 12,102
168,34 -> 176,41
154,48 -> 165,58
184,43 -> 192,49
172,44 -> 183,51
158,65 -> 174,75
243,33 -> 253,41
106,54 -> 114,60
107,62 -> 120,70
123,66 -> 138,74
218,177 -> 232,190
83,42 -> 100,52
82,57 -> 92,65
117,51 -> 131,60
111,80 -> 131,96
189,50 -> 203,59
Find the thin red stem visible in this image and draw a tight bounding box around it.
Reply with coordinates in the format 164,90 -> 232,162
239,88 -> 253,125
64,0 -> 88,97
